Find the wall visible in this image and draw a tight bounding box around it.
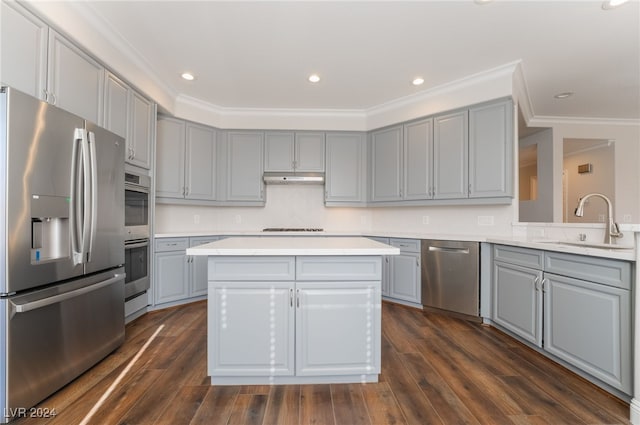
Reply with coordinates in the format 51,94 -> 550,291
564,144 -> 615,223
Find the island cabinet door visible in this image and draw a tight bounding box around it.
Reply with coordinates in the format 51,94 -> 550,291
208,281 -> 295,377
295,281 -> 381,376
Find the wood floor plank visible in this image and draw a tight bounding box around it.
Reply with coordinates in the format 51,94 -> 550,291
153,385 -> 209,425
190,386 -> 241,425
330,384 -> 370,425
360,382 -> 408,425
300,384 -> 335,425
226,394 -> 268,425
262,385 -> 300,425
401,352 -> 482,425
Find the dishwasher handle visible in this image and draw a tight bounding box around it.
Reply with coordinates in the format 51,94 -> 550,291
428,246 -> 470,254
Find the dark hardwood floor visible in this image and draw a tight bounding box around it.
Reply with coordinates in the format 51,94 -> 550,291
16,300 -> 630,425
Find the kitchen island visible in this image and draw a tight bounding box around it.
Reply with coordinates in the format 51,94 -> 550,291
187,236 -> 399,385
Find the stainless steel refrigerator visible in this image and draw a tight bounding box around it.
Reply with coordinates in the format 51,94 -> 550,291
0,86 -> 125,422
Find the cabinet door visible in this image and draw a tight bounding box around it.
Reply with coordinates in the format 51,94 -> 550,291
154,251 -> 189,305
128,90 -> 153,169
404,118 -> 433,200
469,100 -> 513,198
156,117 -> 186,198
208,281 -> 294,377
1,1 -> 48,100
325,133 -> 366,203
185,123 -> 217,201
295,132 -> 325,172
103,72 -> 129,139
189,237 -> 219,297
227,131 -> 264,202
492,262 -> 543,346
433,110 -> 468,199
371,126 -> 403,202
389,252 -> 421,303
543,273 -> 631,394
264,132 -> 294,172
296,281 -> 380,376
47,29 -> 104,124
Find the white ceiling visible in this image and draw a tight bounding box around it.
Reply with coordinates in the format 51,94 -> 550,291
81,1 -> 639,120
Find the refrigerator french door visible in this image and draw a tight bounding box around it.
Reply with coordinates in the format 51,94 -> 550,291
0,86 -> 125,423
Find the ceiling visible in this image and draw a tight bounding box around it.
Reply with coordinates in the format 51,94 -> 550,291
80,1 -> 639,120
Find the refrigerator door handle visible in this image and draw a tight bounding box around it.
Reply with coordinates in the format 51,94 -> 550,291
87,131 -> 98,262
80,128 -> 92,263
10,274 -> 125,314
70,128 -> 85,265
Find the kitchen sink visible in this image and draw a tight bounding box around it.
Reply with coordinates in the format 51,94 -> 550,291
533,239 -> 634,250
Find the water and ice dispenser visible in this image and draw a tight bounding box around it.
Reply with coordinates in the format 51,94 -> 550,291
30,195 -> 70,263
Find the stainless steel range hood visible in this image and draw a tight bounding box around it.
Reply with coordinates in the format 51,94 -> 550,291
263,172 -> 324,185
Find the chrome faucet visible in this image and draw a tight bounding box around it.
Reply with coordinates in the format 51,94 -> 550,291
574,193 -> 623,244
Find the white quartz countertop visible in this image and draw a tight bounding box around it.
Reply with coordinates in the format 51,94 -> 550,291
186,236 -> 400,256
488,237 -> 636,261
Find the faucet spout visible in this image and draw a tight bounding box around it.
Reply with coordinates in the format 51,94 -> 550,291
574,193 -> 623,244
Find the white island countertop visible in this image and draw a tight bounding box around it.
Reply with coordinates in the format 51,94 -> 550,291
186,236 -> 400,256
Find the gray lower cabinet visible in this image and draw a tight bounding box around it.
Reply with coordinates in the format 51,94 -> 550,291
207,256 -> 381,383
388,239 -> 421,304
154,237 -> 219,305
492,244 -> 632,395
325,132 -> 367,204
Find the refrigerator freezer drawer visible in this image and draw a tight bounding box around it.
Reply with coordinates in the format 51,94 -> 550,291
0,269 -> 125,422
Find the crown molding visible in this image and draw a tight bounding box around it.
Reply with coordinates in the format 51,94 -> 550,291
512,61 -> 535,123
529,115 -> 640,127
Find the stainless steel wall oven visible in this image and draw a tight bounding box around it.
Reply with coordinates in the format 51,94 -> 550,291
124,172 -> 150,241
124,172 -> 150,301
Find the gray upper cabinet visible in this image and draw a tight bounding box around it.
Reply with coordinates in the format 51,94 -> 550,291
226,131 -> 264,202
264,132 -> 294,171
370,126 -> 403,202
468,99 -> 513,198
156,117 -> 186,198
403,118 -> 433,200
185,123 -> 217,201
1,1 -> 48,100
47,29 -> 104,124
325,132 -> 367,204
105,72 -> 154,169
433,110 -> 468,199
156,117 -> 217,201
264,131 -> 325,172
295,132 -> 325,172
1,2 -> 104,124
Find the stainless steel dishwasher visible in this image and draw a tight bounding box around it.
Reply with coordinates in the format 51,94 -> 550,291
421,240 -> 479,317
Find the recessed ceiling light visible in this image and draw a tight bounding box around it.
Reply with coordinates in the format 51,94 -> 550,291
602,0 -> 629,10
181,72 -> 195,81
554,92 -> 574,99
474,0 -> 494,4
308,74 -> 320,83
412,77 -> 425,86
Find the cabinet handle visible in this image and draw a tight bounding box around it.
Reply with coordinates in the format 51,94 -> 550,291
416,259 -> 420,267
468,183 -> 471,194
541,278 -> 549,293
533,276 -> 540,291
296,289 -> 300,308
43,89 -> 49,103
290,288 -> 294,307
50,92 -> 57,105
132,148 -> 136,159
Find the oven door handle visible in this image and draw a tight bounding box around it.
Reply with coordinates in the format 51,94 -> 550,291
125,240 -> 150,249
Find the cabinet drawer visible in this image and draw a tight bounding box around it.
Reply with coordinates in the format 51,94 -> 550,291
368,236 -> 390,245
493,245 -> 543,269
544,251 -> 631,290
296,256 -> 381,281
390,238 -> 420,253
155,238 -> 189,252
190,236 -> 219,248
208,257 -> 295,281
